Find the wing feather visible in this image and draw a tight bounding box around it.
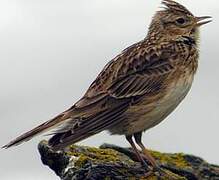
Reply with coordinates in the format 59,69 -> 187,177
49,41 -> 177,150
49,99 -> 130,149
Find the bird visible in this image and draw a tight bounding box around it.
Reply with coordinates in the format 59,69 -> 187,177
3,0 -> 211,174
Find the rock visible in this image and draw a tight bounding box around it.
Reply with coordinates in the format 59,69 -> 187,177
38,140 -> 219,180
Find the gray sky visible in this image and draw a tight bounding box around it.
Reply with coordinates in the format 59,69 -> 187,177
1,0 -> 218,179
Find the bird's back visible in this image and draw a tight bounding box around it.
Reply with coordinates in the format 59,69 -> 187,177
55,36 -> 198,139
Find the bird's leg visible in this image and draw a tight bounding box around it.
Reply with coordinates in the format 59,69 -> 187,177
133,132 -> 158,168
134,132 -> 180,179
125,135 -> 148,168
126,135 -> 155,178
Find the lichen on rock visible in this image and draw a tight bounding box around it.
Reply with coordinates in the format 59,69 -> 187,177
38,141 -> 219,180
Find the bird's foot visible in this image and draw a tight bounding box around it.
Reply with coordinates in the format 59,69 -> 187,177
136,152 -> 184,179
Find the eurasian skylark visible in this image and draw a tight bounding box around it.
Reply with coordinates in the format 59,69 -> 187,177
3,0 -> 211,173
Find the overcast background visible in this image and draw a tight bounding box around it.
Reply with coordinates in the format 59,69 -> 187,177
0,0 -> 218,179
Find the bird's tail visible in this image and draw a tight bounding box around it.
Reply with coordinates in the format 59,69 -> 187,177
2,110 -> 72,149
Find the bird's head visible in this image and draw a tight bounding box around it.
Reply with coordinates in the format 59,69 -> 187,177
148,0 -> 212,43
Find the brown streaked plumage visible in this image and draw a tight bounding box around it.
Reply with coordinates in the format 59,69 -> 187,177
3,0 -> 211,175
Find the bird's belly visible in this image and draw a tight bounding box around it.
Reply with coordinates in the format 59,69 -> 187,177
109,75 -> 194,135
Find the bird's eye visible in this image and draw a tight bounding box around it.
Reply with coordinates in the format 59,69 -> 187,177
176,18 -> 186,25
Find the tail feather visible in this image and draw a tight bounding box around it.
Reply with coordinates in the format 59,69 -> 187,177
2,112 -> 71,149
48,101 -> 129,150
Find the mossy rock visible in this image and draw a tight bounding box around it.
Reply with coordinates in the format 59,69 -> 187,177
38,141 -> 219,180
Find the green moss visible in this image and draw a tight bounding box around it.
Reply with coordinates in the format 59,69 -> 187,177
150,150 -> 189,169
66,144 -> 187,179
74,155 -> 89,168
67,145 -> 123,168
86,146 -> 120,162
104,177 -> 111,180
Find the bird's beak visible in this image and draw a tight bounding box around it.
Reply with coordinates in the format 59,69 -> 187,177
196,16 -> 212,27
